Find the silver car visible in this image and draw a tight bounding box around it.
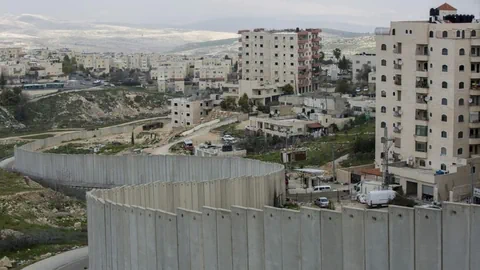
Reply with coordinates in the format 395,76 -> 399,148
315,197 -> 329,208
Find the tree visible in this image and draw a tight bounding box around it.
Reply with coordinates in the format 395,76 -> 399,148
0,73 -> 5,89
333,48 -> 342,61
238,93 -> 251,113
355,64 -> 372,83
338,55 -> 351,73
281,84 -> 294,95
220,97 -> 237,111
335,79 -> 351,94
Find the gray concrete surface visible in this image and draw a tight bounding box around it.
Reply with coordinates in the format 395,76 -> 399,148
22,247 -> 88,270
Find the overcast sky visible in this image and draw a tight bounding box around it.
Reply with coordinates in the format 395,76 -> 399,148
3,0 -> 479,30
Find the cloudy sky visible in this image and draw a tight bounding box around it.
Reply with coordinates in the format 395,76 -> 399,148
3,0 -> 479,31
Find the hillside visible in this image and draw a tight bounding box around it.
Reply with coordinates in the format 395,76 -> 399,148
0,14 -> 238,53
0,89 -> 169,133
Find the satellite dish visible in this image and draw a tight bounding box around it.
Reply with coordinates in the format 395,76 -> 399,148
398,60 -> 403,65
424,97 -> 429,102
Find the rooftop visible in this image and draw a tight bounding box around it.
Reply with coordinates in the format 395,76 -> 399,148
438,3 -> 457,11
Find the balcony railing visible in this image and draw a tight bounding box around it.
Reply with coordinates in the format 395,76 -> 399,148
394,79 -> 402,86
416,115 -> 429,121
394,110 -> 403,117
394,48 -> 402,54
298,39 -> 308,44
416,81 -> 429,89
393,126 -> 402,133
394,64 -> 402,70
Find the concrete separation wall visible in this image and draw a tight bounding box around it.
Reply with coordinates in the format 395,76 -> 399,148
88,183 -> 480,270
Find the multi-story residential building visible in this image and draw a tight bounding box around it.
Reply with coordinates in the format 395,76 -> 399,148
248,116 -> 321,138
375,3 -> 480,201
223,80 -> 282,105
171,98 -> 213,127
0,61 -> 26,78
238,28 -> 322,94
0,47 -> 23,60
352,53 -> 376,83
193,58 -> 232,90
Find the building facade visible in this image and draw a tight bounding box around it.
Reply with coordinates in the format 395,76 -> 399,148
375,3 -> 480,200
171,98 -> 213,127
352,53 -> 376,83
238,28 -> 322,94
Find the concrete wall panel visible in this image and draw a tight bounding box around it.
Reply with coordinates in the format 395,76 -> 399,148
189,210 -> 204,270
145,208 -> 157,270
415,207 -> 442,270
320,209 -> 343,270
442,203 -> 470,270
231,206 -> 248,270
342,207 -> 365,270
365,209 -> 388,270
216,209 -> 233,270
202,207 -> 218,270
129,206 -> 139,270
282,209 -> 301,270
300,207 -> 321,270
388,206 -> 414,270
471,205 -> 480,270
264,207 -> 283,270
176,208 -> 191,270
247,208 -> 265,270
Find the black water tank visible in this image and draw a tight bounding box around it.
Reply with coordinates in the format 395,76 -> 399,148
430,8 -> 435,16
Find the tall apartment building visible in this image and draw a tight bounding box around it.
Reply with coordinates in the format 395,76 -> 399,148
238,28 -> 322,94
351,53 -> 376,83
375,3 -> 480,201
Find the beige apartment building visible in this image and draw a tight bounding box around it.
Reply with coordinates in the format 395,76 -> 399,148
238,28 -> 322,94
352,53 -> 376,83
171,98 -> 213,127
0,47 -> 23,60
193,58 -> 232,90
375,3 -> 480,201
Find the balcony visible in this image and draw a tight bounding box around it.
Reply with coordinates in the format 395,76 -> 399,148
394,64 -> 402,71
472,55 -> 480,63
470,134 -> 480,145
312,46 -> 320,51
394,76 -> 402,86
472,73 -> 480,79
416,79 -> 429,90
312,54 -> 321,59
298,39 -> 308,44
298,73 -> 308,80
471,105 -> 480,112
298,48 -> 307,53
415,110 -> 429,122
393,126 -> 402,134
416,103 -> 428,110
313,37 -> 321,42
312,62 -> 321,67
393,48 -> 402,54
298,56 -> 308,62
298,65 -> 307,71
393,110 -> 403,117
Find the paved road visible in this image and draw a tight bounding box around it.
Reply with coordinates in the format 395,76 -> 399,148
23,247 -> 89,270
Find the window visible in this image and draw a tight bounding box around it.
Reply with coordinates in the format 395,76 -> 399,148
459,131 -> 464,138
441,98 -> 448,105
441,164 -> 447,170
458,148 -> 463,155
381,59 -> 387,66
457,30 -> 461,38
416,125 -> 428,136
174,112 -> 178,115
429,31 -> 434,38
473,166 -> 477,174
419,160 -> 426,167
442,82 -> 448,89
459,98 -> 465,106
260,44 -> 263,48
441,131 -> 447,138
416,142 -> 427,152
442,48 -> 448,55
459,115 -> 465,122
442,65 -> 448,72
473,30 -> 477,37
186,104 -> 190,108
409,30 -> 412,34
381,44 -> 387,51
459,82 -> 464,89
441,147 -> 447,156
186,113 -> 190,117
381,90 -> 386,97
381,75 -> 386,82
460,48 -> 465,55
459,65 -> 465,72
381,106 -> 386,113
381,122 -> 386,128
443,31 -> 448,38
392,29 -> 396,35
441,114 -> 448,122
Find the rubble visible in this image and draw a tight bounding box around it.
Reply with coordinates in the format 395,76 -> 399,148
0,257 -> 12,268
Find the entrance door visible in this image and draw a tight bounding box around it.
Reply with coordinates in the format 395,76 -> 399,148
406,181 -> 418,196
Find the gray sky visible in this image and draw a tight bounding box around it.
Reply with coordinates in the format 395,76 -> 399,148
3,0 -> 479,30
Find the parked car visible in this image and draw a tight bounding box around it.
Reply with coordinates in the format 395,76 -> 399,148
222,135 -> 236,143
366,190 -> 396,208
313,185 -> 331,192
315,197 -> 329,208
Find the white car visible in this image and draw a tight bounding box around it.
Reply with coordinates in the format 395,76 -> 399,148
315,197 -> 329,208
222,135 -> 236,142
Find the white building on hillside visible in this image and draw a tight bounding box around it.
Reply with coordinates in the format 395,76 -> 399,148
352,53 -> 376,83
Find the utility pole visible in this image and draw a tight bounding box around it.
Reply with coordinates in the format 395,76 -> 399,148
382,127 -> 395,189
471,162 -> 475,204
331,144 -> 336,182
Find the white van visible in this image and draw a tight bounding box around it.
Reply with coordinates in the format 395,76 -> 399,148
366,190 -> 396,207
313,185 -> 331,192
